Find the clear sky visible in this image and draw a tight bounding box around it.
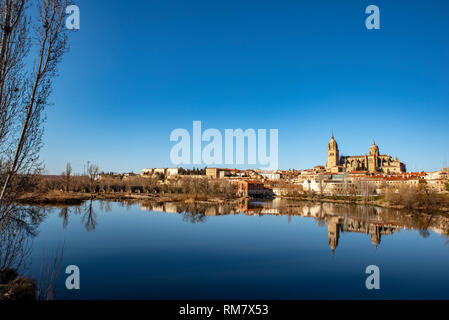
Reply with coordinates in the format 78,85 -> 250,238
42,0 -> 449,174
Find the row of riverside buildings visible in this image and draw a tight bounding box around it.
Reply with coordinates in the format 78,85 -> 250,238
133,165 -> 448,197
132,136 -> 448,198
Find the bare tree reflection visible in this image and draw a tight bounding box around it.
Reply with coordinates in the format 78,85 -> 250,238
72,205 -> 81,216
0,221 -> 31,276
81,200 -> 97,231
37,246 -> 64,300
419,229 -> 430,238
182,211 -> 207,224
58,208 -> 69,229
98,200 -> 111,213
56,205 -> 84,229
0,205 -> 46,299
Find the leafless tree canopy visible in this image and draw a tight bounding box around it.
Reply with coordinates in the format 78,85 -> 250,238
62,162 -> 72,191
0,0 -> 70,207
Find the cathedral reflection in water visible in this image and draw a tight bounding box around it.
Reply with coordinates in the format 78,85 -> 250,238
140,198 -> 449,253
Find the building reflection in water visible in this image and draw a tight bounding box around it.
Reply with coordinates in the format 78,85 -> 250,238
326,216 -> 341,253
139,198 -> 449,253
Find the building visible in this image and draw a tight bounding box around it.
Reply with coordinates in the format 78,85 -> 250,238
205,168 -> 235,178
326,135 -> 406,174
260,170 -> 281,180
302,174 -> 349,195
425,169 -> 449,192
237,180 -> 266,197
123,172 -> 137,178
141,168 -> 179,177
166,168 -> 179,176
302,171 -> 430,196
272,184 -> 302,196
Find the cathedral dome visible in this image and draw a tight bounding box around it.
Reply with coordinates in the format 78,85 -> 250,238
369,139 -> 379,155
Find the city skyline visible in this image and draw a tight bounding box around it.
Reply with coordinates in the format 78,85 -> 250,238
68,133 -> 445,175
40,0 -> 449,174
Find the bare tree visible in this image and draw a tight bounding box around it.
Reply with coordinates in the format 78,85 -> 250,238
87,163 -> 99,193
0,0 -> 28,150
0,0 -> 69,205
317,174 -> 328,199
61,162 -> 71,192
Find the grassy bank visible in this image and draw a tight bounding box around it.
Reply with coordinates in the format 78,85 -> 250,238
0,269 -> 36,301
279,193 -> 449,213
10,174 -> 239,205
14,190 -> 242,206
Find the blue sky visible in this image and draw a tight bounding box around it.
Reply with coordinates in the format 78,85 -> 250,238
42,0 -> 449,174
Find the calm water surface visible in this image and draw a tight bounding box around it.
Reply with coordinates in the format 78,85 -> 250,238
3,199 -> 449,299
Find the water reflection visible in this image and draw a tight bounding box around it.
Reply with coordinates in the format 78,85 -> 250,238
0,205 -> 47,298
2,199 -> 449,299
0,206 -> 46,271
238,199 -> 449,252
3,199 -> 449,262
81,200 -> 97,232
139,199 -> 449,252
140,201 -> 239,217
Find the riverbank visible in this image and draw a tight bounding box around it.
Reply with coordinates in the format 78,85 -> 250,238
0,269 -> 36,301
278,194 -> 449,213
14,190 -> 243,206
13,190 -> 449,214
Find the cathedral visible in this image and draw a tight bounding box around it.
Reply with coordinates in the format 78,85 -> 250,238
326,135 -> 406,174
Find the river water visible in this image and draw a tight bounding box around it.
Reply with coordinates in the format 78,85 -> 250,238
2,199 -> 449,299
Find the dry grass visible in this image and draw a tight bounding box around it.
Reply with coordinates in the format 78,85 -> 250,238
0,277 -> 37,300
16,190 -> 90,205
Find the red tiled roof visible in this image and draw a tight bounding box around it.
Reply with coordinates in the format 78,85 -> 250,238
240,179 -> 264,185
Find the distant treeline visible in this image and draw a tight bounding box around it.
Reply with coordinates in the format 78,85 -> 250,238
383,185 -> 449,211
178,167 -> 206,175
34,174 -> 236,198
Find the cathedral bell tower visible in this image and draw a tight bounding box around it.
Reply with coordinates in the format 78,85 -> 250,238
368,139 -> 379,172
326,134 -> 339,169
